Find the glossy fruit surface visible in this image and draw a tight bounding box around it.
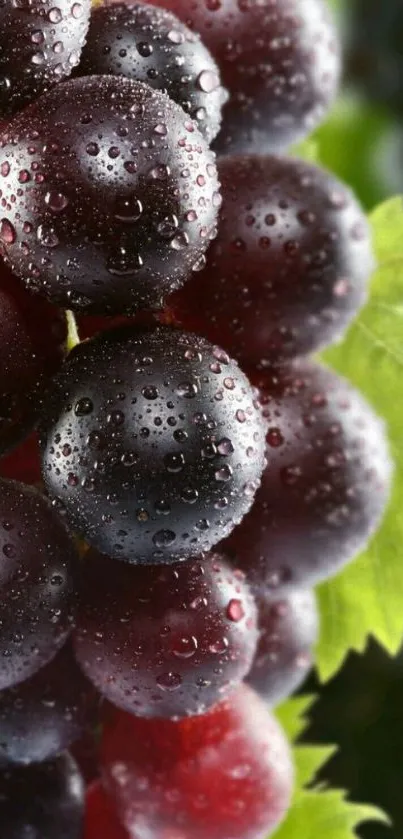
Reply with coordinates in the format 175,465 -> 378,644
74,550 -> 257,718
84,782 -> 129,839
0,0 -> 91,118
0,76 -> 220,314
0,752 -> 84,839
41,325 -> 266,562
222,360 -> 392,592
247,589 -> 319,706
150,0 -> 340,154
0,480 -> 77,689
101,684 -> 293,839
0,643 -> 98,766
79,1 -> 227,143
0,259 -> 67,454
170,155 -> 373,367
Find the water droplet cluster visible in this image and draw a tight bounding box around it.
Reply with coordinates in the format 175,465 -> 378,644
0,75 -> 220,314
41,325 -> 266,561
79,1 -> 227,143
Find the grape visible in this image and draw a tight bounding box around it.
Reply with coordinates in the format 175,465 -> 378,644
74,550 -> 257,719
222,360 -> 392,593
0,752 -> 84,839
0,0 -> 91,118
169,155 -> 374,367
246,589 -> 319,707
0,259 -> 67,455
0,642 -> 98,766
0,479 -> 77,690
41,325 -> 266,562
0,433 -> 41,484
101,684 -> 293,839
149,0 -> 340,155
84,782 -> 130,839
0,76 -> 220,315
79,1 -> 227,143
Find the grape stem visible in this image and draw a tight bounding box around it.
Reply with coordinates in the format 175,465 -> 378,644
66,310 -> 80,352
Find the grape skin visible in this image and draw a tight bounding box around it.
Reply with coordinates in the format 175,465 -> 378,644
40,325 -> 266,562
222,360 -> 393,593
148,0 -> 341,154
79,1 -> 227,143
169,154 -> 374,367
0,0 -> 91,118
74,550 -> 258,719
0,480 -> 78,690
246,589 -> 319,706
0,76 -> 220,315
101,684 -> 293,839
0,752 -> 84,839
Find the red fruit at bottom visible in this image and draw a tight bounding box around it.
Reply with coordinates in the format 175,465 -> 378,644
101,684 -> 293,839
84,782 -> 129,839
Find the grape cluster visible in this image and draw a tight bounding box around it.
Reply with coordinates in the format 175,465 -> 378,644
0,1 -> 392,838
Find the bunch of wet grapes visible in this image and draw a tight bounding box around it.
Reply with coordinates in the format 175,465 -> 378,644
0,1 -> 392,837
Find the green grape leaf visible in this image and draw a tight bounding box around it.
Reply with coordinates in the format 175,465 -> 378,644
274,697 -> 388,839
316,196 -> 403,681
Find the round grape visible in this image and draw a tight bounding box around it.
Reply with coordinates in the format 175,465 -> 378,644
169,155 -> 374,367
0,753 -> 84,839
40,325 -> 266,562
84,782 -> 129,839
101,684 -> 293,839
0,76 -> 220,314
0,258 -> 67,455
74,550 -> 257,719
0,643 -> 98,766
246,589 -> 319,706
79,1 -> 227,143
222,361 -> 392,592
149,0 -> 340,154
0,0 -> 91,118
0,480 -> 77,690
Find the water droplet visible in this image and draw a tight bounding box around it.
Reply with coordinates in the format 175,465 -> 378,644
197,70 -> 220,92
172,636 -> 198,659
74,397 -> 93,416
157,672 -> 182,691
0,219 -> 16,244
227,599 -> 245,622
153,530 -> 176,547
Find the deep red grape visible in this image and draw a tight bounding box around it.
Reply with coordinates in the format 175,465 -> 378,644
0,642 -> 99,766
0,0 -> 91,118
0,433 -> 41,484
0,752 -> 84,839
169,155 -> 374,367
0,258 -> 67,455
101,684 -> 293,839
246,589 -> 318,706
40,325 -> 266,562
149,0 -> 340,154
79,1 -> 227,143
74,550 -> 257,718
0,480 -> 78,690
0,76 -> 220,314
222,360 -> 392,593
84,782 -> 130,839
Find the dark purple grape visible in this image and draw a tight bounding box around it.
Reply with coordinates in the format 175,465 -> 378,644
222,360 -> 392,593
74,550 -> 257,719
0,258 -> 67,455
149,0 -> 340,154
0,76 -> 220,314
0,480 -> 77,690
101,685 -> 293,839
246,589 -> 319,706
79,2 -> 227,143
0,752 -> 84,839
0,0 -> 91,118
0,642 -> 99,766
40,325 -> 266,562
169,155 -> 374,367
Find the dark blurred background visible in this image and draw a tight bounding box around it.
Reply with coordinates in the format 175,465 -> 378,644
302,3 -> 403,836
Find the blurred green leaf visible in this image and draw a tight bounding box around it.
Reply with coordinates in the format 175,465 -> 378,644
274,697 -> 387,838
315,197 -> 403,681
